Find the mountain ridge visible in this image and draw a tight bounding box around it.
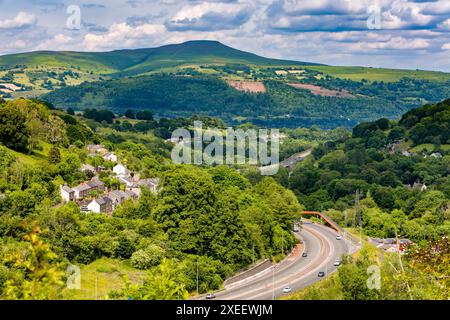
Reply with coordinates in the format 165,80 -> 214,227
0,40 -> 321,76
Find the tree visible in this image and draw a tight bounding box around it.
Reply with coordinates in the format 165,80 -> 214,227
124,109 -> 135,119
0,103 -> 30,151
136,110 -> 154,121
3,225 -> 65,300
48,145 -> 61,164
111,259 -> 189,300
67,108 -> 75,115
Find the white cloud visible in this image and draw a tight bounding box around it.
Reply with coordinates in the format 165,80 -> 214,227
168,2 -> 252,30
35,34 -> 73,51
83,23 -> 167,50
439,18 -> 450,31
442,43 -> 450,50
349,36 -> 430,51
0,12 -> 37,29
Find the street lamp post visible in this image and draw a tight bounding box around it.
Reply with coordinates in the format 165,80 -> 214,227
272,265 -> 275,300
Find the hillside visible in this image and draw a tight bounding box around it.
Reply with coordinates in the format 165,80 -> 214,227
42,73 -> 450,128
2,40 -> 450,100
0,40 -> 315,77
2,40 -> 450,128
0,98 -> 304,300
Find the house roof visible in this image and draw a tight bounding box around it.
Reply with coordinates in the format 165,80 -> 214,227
87,180 -> 105,188
91,196 -> 112,206
81,164 -> 95,172
119,176 -> 133,184
103,152 -> 116,158
125,190 -> 138,198
73,184 -> 91,192
138,178 -> 159,187
107,190 -> 128,201
61,185 -> 74,193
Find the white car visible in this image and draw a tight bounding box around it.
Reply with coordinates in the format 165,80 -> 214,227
282,287 -> 292,293
333,260 -> 341,266
336,235 -> 343,240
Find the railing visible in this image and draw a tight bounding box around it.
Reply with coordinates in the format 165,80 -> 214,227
303,211 -> 342,232
303,211 -> 360,245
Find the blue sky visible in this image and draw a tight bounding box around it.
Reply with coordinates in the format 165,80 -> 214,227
1,0 -> 450,71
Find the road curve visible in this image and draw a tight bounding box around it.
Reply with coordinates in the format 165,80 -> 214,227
213,222 -> 348,300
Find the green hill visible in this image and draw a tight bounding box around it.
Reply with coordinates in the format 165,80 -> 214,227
0,40 -> 317,76
41,72 -> 450,128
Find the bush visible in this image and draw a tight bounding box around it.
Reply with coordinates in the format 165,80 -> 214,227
130,245 -> 165,270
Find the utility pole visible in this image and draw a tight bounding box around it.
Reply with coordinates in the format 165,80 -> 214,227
355,189 -> 362,246
95,273 -> 98,300
272,266 -> 275,300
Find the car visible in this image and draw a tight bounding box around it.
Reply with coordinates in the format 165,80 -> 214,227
302,252 -> 308,257
336,235 -> 343,240
333,260 -> 341,266
205,293 -> 216,300
282,287 -> 292,293
318,272 -> 325,277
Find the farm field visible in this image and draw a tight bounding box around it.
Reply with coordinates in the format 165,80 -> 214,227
307,66 -> 450,82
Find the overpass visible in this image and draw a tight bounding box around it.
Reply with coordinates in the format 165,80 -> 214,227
303,211 -> 343,234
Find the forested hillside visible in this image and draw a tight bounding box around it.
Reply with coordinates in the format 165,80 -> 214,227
0,98 -> 303,299
42,74 -> 450,129
283,99 -> 450,242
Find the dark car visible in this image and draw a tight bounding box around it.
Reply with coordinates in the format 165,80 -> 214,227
302,252 -> 308,257
205,293 -> 216,300
318,272 -> 325,277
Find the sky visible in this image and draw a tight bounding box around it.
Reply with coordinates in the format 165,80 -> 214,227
1,0 -> 450,71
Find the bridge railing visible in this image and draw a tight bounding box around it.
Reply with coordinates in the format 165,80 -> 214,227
302,211 -> 360,245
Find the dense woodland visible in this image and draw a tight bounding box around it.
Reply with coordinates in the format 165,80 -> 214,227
284,99 -> 450,242
42,73 -> 450,129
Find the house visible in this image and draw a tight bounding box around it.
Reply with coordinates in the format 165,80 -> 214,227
73,184 -> 93,199
118,176 -> 134,188
81,164 -> 96,174
72,179 -> 105,199
113,164 -> 129,176
103,152 -> 118,162
87,179 -> 105,191
106,190 -> 126,209
87,144 -> 108,155
60,185 -> 75,203
129,178 -> 159,196
401,150 -> 411,157
87,197 -> 112,214
412,182 -> 427,192
430,152 -> 443,158
125,190 -> 139,200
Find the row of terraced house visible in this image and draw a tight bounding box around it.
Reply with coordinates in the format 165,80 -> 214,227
60,145 -> 159,215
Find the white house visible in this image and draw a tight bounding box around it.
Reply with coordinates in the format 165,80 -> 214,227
130,178 -> 159,196
60,185 -> 75,203
113,164 -> 129,176
103,152 -> 118,162
87,197 -> 112,214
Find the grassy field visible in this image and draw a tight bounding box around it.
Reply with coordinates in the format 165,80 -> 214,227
409,143 -> 436,153
307,66 -> 450,82
62,258 -> 145,300
10,142 -> 72,166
